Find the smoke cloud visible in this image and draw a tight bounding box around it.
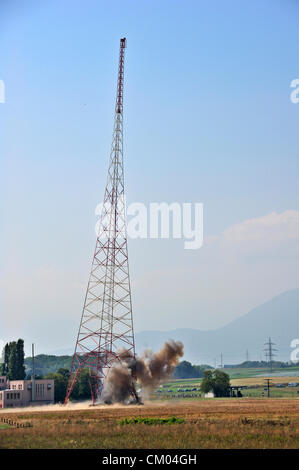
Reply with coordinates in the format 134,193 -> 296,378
102,340 -> 184,404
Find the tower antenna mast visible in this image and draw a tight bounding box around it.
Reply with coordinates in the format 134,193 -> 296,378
65,38 -> 135,404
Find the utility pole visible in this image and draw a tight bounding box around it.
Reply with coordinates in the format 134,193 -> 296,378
31,344 -> 35,402
265,378 -> 272,398
220,353 -> 223,369
246,349 -> 249,362
264,337 -> 277,372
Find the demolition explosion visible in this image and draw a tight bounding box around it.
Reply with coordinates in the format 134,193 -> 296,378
63,39 -> 184,406
102,340 -> 184,404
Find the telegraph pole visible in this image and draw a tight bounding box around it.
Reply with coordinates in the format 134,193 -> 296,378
265,378 -> 272,398
246,349 -> 249,362
31,344 -> 35,402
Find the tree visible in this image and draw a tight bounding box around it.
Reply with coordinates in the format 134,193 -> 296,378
200,369 -> 230,397
7,342 -> 18,380
45,372 -> 67,403
212,370 -> 231,397
78,369 -> 92,399
173,361 -> 196,379
45,368 -> 82,403
45,367 -> 94,403
24,355 -> 73,377
200,370 -> 215,394
16,339 -> 26,379
173,361 -> 213,379
193,364 -> 213,378
1,343 -> 10,376
45,369 -> 70,403
3,339 -> 26,380
57,368 -> 70,380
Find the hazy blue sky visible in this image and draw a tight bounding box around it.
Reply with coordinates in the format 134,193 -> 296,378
1,0 -> 299,356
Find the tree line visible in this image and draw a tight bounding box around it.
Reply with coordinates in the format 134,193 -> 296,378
227,360 -> 299,368
24,354 -> 73,377
173,360 -> 213,379
44,368 -> 91,402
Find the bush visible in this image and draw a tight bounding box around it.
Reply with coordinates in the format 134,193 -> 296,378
119,416 -> 185,425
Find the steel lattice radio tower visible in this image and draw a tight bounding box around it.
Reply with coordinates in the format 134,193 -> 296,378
65,38 -> 136,404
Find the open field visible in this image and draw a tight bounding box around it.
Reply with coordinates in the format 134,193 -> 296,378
165,375 -> 299,388
168,367 -> 299,384
230,376 -> 299,386
159,369 -> 299,399
0,399 -> 298,449
222,366 -> 299,379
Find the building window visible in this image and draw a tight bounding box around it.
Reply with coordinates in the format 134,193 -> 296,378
36,383 -> 45,398
18,385 -> 22,390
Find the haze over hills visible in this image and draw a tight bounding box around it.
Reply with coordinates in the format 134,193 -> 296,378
48,289 -> 299,365
135,289 -> 299,365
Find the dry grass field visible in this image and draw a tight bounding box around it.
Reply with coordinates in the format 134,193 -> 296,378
230,376 -> 299,386
0,398 -> 298,449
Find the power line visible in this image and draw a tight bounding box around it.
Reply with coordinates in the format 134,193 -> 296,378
264,337 -> 278,372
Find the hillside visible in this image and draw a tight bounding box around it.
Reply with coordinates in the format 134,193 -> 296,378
39,289 -> 299,368
135,289 -> 299,365
24,354 -> 72,376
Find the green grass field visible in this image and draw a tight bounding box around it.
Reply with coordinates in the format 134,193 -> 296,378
0,424 -> 10,430
154,367 -> 299,400
223,366 -> 299,379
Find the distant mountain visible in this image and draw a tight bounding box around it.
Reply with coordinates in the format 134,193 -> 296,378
135,289 -> 299,365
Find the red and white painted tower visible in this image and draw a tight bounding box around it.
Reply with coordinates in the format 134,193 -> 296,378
65,38 -> 135,404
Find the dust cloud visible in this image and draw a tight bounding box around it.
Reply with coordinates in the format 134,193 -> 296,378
102,340 -> 184,404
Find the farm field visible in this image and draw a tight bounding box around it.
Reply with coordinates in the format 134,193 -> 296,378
158,369 -> 299,399
230,376 -> 299,386
0,398 -> 298,449
222,366 -> 299,379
